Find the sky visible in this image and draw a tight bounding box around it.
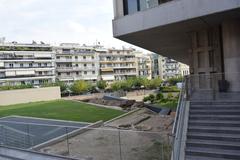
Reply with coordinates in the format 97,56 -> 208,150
0,0 -> 146,50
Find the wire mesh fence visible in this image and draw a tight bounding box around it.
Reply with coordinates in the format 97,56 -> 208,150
0,119 -> 172,160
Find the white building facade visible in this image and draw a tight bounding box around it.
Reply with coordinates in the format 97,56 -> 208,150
0,42 -> 55,86
55,44 -> 99,83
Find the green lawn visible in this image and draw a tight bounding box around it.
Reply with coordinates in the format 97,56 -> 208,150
0,100 -> 124,123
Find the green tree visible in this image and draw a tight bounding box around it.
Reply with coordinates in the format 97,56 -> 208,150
71,80 -> 91,94
168,76 -> 183,86
97,80 -> 107,90
111,81 -> 122,91
55,81 -> 68,92
145,78 -> 162,89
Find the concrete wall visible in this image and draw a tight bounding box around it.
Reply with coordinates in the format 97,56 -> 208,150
222,20 -> 240,91
0,87 -> 61,106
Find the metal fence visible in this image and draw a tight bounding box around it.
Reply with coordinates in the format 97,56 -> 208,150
0,120 -> 172,160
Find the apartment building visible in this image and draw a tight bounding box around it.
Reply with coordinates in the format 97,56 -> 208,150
99,48 -> 137,82
54,43 -> 99,83
150,53 -> 189,80
135,52 -> 152,79
0,41 -> 55,86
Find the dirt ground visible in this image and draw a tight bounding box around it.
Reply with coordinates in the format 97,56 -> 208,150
39,108 -> 175,160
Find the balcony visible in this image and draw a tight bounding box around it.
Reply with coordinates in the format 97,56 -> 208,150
57,67 -> 97,72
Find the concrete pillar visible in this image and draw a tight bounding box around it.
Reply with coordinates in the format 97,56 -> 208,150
222,20 -> 240,92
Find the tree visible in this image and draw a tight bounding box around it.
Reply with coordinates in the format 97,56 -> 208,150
145,78 -> 162,89
168,76 -> 183,86
71,80 -> 91,94
55,81 -> 68,92
97,80 -> 107,90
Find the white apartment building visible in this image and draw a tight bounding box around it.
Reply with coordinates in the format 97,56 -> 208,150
99,48 -> 138,82
135,52 -> 152,79
154,54 -> 189,80
54,43 -> 99,83
0,41 -> 55,86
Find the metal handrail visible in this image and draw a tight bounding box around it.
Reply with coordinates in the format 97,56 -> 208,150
171,76 -> 187,160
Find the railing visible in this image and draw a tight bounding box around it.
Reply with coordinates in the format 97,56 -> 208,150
171,77 -> 188,160
186,72 -> 240,101
0,120 -> 172,160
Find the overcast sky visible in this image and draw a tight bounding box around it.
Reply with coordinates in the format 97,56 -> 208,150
0,0 -> 145,50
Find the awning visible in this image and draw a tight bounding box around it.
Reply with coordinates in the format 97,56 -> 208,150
101,75 -> 115,81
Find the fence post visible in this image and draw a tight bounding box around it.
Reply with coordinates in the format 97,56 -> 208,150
65,127 -> 70,155
118,129 -> 122,160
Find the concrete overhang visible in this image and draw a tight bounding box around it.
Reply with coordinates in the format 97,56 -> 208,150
113,0 -> 240,64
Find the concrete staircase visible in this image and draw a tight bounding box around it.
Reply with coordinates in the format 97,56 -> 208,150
185,101 -> 240,160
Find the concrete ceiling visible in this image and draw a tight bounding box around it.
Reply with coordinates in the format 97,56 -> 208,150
116,8 -> 240,65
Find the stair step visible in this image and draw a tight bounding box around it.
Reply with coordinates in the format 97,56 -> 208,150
188,126 -> 240,134
186,155 -> 235,160
191,101 -> 240,105
189,115 -> 240,121
190,106 -> 240,110
186,139 -> 240,150
187,133 -> 240,142
189,120 -> 240,127
186,147 -> 240,159
190,109 -> 240,115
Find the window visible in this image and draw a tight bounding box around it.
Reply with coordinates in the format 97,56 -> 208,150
123,0 -> 139,15
9,64 -> 13,68
76,64 -> 79,67
63,49 -> 70,53
92,71 -> 95,74
39,71 -> 42,75
44,63 -> 47,67
76,71 -> 79,75
83,56 -> 86,59
20,63 -> 24,68
67,72 -> 70,76
84,71 -> 87,75
75,56 -> 78,59
92,63 -> 95,67
91,56 -> 94,59
38,63 -> 41,67
29,63 -> 33,67
84,64 -> 87,67
58,72 -> 61,76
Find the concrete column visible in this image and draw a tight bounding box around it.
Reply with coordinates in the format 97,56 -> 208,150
222,20 -> 240,92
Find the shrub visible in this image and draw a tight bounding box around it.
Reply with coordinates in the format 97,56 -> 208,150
97,80 -> 107,90
0,84 -> 33,91
167,93 -> 174,100
70,80 -> 91,94
146,78 -> 162,89
167,76 -> 183,86
160,86 -> 180,92
156,92 -> 164,101
143,94 -> 155,103
111,81 -> 122,91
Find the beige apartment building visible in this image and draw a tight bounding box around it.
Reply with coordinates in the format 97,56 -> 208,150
54,43 -> 99,83
0,41 -> 55,86
99,48 -> 138,82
